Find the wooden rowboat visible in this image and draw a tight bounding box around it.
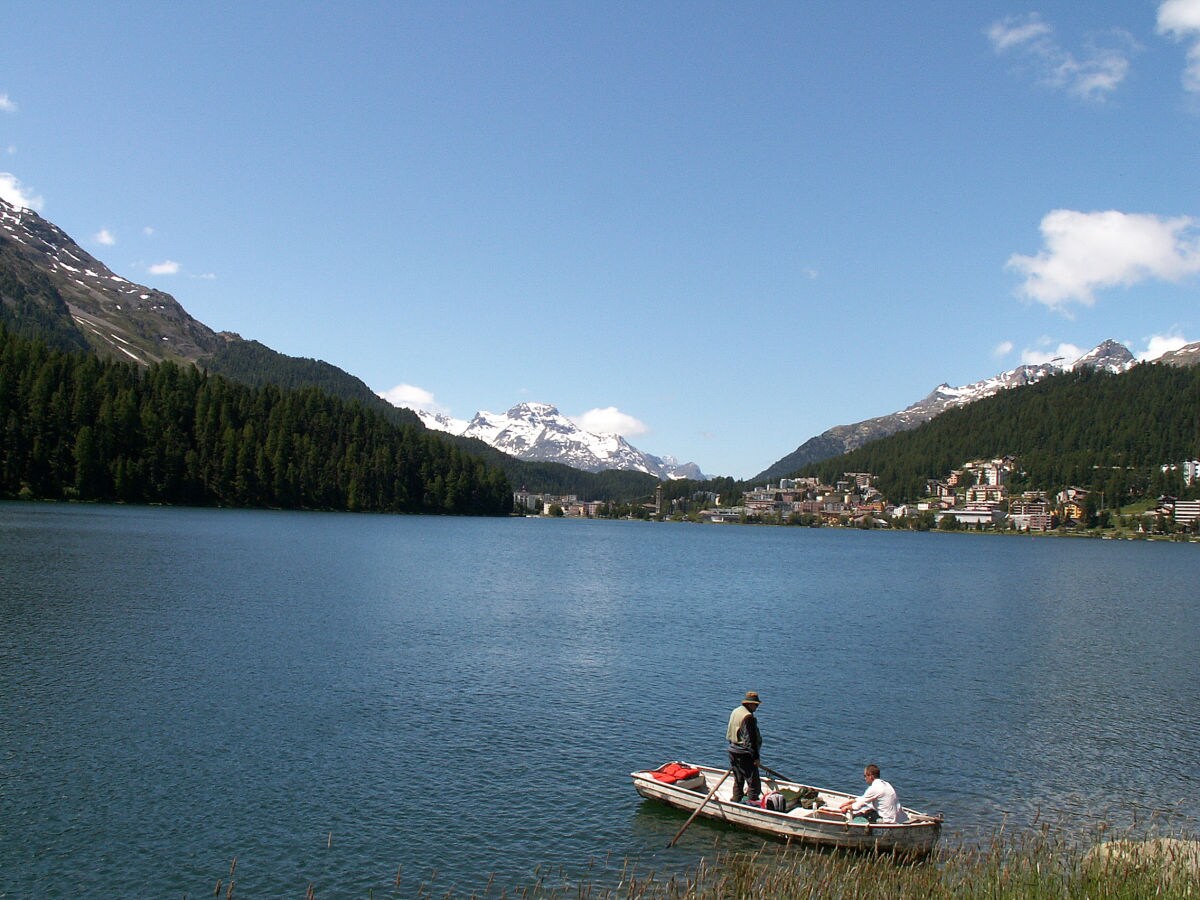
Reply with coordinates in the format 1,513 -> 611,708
632,762 -> 943,857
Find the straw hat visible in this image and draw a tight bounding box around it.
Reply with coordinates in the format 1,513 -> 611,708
742,691 -> 762,706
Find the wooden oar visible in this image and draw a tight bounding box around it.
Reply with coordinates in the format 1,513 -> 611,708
667,769 -> 732,848
758,763 -> 798,784
758,763 -> 778,792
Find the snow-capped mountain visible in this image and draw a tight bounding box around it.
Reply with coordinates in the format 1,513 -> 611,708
414,401 -> 705,480
1068,339 -> 1138,373
1153,341 -> 1200,368
753,339 -> 1143,482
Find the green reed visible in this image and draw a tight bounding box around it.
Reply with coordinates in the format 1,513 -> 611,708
487,826 -> 1197,900
200,822 -> 1199,899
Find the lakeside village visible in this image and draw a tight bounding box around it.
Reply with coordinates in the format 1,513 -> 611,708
513,456 -> 1200,536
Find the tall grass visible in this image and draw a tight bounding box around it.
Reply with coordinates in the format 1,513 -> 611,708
200,824 -> 1199,898
485,826 -> 1198,899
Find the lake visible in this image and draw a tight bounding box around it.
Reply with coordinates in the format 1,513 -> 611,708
1,503 -> 1197,896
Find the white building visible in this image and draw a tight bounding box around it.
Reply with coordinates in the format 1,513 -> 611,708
1173,499 -> 1200,526
938,504 -> 1007,527
1161,460 -> 1200,486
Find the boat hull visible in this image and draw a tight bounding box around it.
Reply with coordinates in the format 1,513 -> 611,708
632,763 -> 941,857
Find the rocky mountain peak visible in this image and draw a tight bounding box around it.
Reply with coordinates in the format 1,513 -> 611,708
507,401 -> 559,418
0,195 -> 225,364
1070,339 -> 1136,373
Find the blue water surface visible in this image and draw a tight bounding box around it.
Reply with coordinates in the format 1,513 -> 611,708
1,503 -> 1196,896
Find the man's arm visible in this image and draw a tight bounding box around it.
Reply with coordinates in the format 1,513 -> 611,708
838,780 -> 882,813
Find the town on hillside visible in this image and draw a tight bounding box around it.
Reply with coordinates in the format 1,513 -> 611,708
513,457 -> 1200,534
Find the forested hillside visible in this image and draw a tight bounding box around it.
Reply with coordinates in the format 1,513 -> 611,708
200,338 -> 423,428
0,243 -> 91,355
0,326 -> 513,515
799,364 -> 1200,503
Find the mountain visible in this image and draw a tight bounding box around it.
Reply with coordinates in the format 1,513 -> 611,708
753,340 -> 1141,483
412,401 -> 706,480
1,196 -> 227,362
0,194 -> 676,500
0,194 -> 419,428
801,361 -> 1200,504
1156,341 -> 1200,368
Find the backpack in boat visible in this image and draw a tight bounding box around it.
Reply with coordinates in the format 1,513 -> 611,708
757,791 -> 787,812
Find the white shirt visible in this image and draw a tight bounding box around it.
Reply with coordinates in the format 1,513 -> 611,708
852,778 -> 908,823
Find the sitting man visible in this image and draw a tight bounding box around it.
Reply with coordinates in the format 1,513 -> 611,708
837,764 -> 908,823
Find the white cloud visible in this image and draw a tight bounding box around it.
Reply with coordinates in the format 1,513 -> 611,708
193,272 -> 217,280
378,383 -> 449,415
988,14 -> 1053,52
0,93 -> 16,113
94,229 -> 116,246
0,172 -> 43,210
1158,0 -> 1200,92
571,406 -> 649,437
1137,331 -> 1192,360
993,340 -> 1015,358
148,260 -> 180,275
1020,341 -> 1085,366
988,14 -> 1133,100
143,226 -> 155,237
1007,209 -> 1200,310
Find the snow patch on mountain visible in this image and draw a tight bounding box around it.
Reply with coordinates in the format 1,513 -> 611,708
414,410 -> 470,435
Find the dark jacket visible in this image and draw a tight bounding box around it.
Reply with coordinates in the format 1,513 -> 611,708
727,705 -> 761,756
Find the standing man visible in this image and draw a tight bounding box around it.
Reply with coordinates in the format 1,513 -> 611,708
726,690 -> 762,804
837,764 -> 908,823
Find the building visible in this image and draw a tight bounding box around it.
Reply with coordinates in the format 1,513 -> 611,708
938,504 -> 1007,528
966,483 -> 1008,504
1010,500 -> 1052,532
1054,487 -> 1089,523
1172,499 -> 1200,526
963,457 -> 1015,487
1162,459 -> 1200,487
701,508 -> 745,523
779,477 -> 821,490
926,479 -> 954,499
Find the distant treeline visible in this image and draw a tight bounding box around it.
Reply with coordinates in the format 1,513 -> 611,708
798,364 -> 1200,503
0,326 -> 513,515
447,435 -> 662,501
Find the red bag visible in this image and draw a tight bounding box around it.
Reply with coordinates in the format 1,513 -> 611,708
651,762 -> 702,783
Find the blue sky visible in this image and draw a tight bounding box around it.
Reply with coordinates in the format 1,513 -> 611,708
3,2 -> 1199,479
